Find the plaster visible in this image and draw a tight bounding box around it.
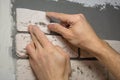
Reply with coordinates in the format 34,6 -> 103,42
52,0 -> 120,10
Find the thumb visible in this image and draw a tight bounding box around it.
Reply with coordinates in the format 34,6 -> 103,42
48,23 -> 70,36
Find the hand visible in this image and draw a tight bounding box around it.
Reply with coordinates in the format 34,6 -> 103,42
26,25 -> 71,80
47,12 -> 104,54
48,12 -> 120,79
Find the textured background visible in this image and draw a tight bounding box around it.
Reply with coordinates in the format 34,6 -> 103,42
0,0 -> 120,80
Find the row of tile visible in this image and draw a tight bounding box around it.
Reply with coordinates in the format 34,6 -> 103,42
16,8 -> 120,59
15,8 -> 119,80
16,59 -> 116,80
15,33 -> 120,59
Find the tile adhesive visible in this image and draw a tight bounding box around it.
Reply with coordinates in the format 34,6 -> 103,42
52,0 -> 120,10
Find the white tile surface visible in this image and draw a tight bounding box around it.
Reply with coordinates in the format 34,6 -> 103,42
16,59 -> 107,80
70,60 -> 107,80
16,8 -> 50,33
16,59 -> 36,80
105,40 -> 120,53
15,8 -> 120,80
16,33 -> 78,58
15,33 -> 31,58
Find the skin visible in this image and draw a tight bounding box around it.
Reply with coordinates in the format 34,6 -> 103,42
26,25 -> 71,80
26,12 -> 120,80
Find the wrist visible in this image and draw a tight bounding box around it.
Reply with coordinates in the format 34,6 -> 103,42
80,38 -> 107,58
86,39 -> 110,59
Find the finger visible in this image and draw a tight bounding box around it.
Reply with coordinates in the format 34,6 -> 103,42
28,25 -> 42,49
29,41 -> 35,49
30,25 -> 52,48
48,23 -> 71,37
46,12 -> 70,22
28,58 -> 36,73
26,42 -> 35,54
26,42 -> 36,59
55,45 -> 71,75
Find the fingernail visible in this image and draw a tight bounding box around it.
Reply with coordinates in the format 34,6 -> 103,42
48,23 -> 56,28
28,25 -> 32,32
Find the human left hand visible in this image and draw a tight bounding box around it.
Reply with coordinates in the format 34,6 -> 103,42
26,25 -> 71,80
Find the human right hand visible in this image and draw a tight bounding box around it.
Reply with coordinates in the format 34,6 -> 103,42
47,12 -> 120,80
47,12 -> 104,54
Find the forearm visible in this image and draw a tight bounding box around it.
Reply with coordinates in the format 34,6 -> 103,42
88,40 -> 120,79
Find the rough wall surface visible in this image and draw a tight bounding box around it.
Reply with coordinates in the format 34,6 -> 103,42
15,8 -> 120,80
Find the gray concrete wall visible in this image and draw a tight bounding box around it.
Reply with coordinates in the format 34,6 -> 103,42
14,0 -> 120,40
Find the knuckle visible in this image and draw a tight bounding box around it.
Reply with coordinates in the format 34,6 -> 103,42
79,13 -> 86,20
63,32 -> 73,40
79,13 -> 84,17
71,14 -> 84,22
74,13 -> 85,20
26,44 -> 31,49
52,24 -> 58,30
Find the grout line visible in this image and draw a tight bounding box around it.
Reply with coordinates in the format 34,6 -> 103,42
70,57 -> 97,60
17,31 -> 61,36
17,31 -> 29,34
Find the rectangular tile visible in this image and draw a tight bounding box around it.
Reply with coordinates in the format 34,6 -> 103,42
16,59 -> 36,80
105,40 -> 120,53
15,33 -> 78,58
16,8 -> 50,34
15,33 -> 31,58
70,60 -> 107,80
16,59 -> 108,80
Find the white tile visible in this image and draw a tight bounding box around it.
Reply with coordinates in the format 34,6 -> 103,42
70,60 -> 107,80
16,59 -> 36,80
105,40 -> 120,53
15,33 -> 78,58
16,8 -> 50,33
16,33 -> 31,58
16,59 -> 107,80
